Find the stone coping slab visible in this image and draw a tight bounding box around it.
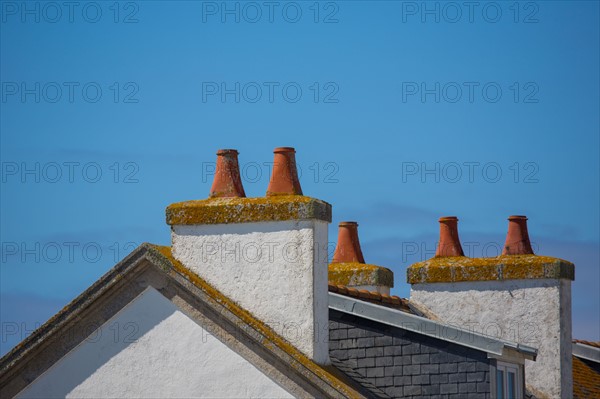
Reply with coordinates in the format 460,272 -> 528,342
166,196 -> 332,225
407,255 -> 574,284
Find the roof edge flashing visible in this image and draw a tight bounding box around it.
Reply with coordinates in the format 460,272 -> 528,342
328,292 -> 537,361
573,342 -> 600,363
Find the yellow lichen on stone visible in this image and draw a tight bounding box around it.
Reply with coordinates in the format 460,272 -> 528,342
166,195 -> 332,225
407,255 -> 574,284
455,262 -> 499,282
421,261 -> 455,282
328,262 -> 394,287
503,257 -> 545,279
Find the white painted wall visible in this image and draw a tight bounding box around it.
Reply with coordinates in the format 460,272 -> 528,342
16,287 -> 293,399
172,220 -> 330,364
411,278 -> 572,398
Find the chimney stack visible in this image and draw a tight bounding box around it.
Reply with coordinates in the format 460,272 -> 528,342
168,148 -> 331,365
502,215 -> 534,255
408,216 -> 574,398
435,216 -> 464,257
266,147 -> 303,196
329,222 -> 393,295
210,149 -> 246,198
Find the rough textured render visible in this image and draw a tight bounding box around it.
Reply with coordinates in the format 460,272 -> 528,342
410,278 -> 572,398
329,311 -> 491,399
16,287 -> 292,399
172,220 -> 330,364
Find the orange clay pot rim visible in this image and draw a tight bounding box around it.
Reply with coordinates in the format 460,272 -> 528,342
216,149 -> 239,155
439,216 -> 458,221
273,147 -> 296,153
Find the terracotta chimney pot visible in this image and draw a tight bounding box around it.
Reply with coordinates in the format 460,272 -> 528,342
209,149 -> 246,198
332,222 -> 365,263
266,147 -> 303,196
435,216 -> 465,257
502,215 -> 534,255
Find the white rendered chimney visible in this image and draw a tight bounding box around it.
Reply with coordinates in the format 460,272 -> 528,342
166,148 -> 332,365
407,216 -> 574,398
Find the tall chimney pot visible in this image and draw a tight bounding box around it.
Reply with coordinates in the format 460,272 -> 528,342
502,215 -> 534,255
266,147 -> 303,196
435,216 -> 465,257
332,222 -> 365,263
210,149 -> 246,198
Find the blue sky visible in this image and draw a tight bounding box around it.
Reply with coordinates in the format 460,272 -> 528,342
1,1 -> 598,354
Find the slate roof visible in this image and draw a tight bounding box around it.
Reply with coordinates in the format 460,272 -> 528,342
329,283 -> 600,399
329,284 -> 600,399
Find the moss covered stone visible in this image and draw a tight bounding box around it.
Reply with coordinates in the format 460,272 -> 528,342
329,262 -> 394,287
166,196 -> 332,225
407,255 -> 574,284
